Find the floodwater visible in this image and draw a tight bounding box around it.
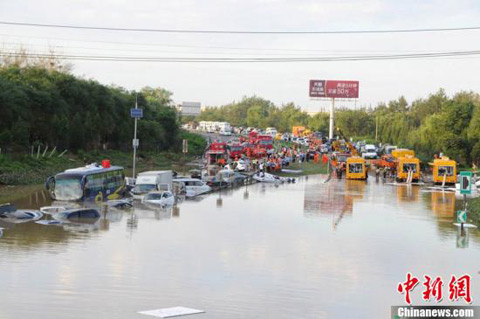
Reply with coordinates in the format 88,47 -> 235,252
1,175 -> 479,318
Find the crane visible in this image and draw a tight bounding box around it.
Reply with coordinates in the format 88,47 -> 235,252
336,128 -> 359,156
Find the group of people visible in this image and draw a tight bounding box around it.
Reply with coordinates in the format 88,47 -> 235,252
215,143 -> 321,173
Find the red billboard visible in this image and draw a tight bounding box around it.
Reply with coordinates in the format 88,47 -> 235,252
309,80 -> 359,98
309,80 -> 326,97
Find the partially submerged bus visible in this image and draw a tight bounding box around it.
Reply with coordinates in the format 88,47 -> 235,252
46,162 -> 126,201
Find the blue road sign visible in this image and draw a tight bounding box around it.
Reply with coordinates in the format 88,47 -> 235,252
130,108 -> 143,118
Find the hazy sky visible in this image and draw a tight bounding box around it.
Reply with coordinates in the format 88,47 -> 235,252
1,0 -> 480,111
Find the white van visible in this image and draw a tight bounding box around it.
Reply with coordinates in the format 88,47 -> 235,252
362,145 -> 378,159
131,170 -> 173,200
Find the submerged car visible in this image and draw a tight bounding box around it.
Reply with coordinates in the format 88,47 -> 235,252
173,178 -> 212,197
53,208 -> 100,222
142,191 -> 175,206
0,203 -> 43,223
236,159 -> 247,172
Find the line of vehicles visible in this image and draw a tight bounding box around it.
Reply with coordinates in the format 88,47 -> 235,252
44,124 -> 308,208
1,123 -> 468,233
12,120 -> 466,208
45,164 -> 213,204
197,121 -> 233,135
196,121 -> 320,144
197,123 -> 460,187
0,164 -> 216,227
205,130 -> 275,165
43,142 -> 294,208
329,128 -> 459,186
194,122 -> 459,186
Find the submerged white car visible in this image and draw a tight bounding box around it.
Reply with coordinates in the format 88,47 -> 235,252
236,159 -> 247,172
142,191 -> 175,206
173,178 -> 212,197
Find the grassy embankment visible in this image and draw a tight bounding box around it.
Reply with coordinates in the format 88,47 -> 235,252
0,151 -> 189,202
467,197 -> 480,225
272,140 -> 328,176
0,131 -> 206,202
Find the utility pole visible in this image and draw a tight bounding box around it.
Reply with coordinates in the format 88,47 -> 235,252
375,115 -> 378,141
132,94 -> 139,179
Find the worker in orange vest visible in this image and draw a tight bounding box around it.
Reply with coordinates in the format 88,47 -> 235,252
218,158 -> 226,166
331,155 -> 337,169
322,154 -> 328,164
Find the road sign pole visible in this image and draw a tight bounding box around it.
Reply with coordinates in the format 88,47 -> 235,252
132,94 -> 138,179
182,139 -> 188,176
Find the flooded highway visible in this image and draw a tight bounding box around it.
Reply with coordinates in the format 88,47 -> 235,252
1,175 -> 479,318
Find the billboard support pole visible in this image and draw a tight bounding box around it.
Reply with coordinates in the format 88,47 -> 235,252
329,97 -> 335,139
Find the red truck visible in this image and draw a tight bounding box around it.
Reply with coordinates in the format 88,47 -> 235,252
248,131 -> 259,144
256,135 -> 274,154
228,143 -> 244,159
206,142 -> 228,165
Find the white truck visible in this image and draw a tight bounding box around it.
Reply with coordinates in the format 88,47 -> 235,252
217,122 -> 232,134
131,170 -> 173,200
266,127 -> 277,137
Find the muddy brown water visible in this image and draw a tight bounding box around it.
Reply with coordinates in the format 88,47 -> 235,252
0,175 -> 478,318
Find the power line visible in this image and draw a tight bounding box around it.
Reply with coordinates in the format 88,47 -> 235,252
1,50 -> 480,62
1,33 -> 476,55
3,41 -> 473,57
1,21 -> 480,34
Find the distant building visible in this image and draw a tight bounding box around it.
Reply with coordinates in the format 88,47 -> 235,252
180,101 -> 201,117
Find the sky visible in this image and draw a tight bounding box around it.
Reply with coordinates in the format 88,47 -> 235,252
0,0 -> 480,112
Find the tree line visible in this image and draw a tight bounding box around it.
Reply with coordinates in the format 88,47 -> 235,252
0,65 -> 181,153
197,91 -> 480,165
